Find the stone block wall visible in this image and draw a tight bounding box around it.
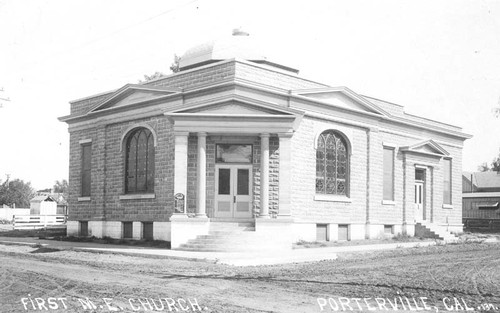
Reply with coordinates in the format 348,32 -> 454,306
289,115 -> 464,241
68,115 -> 174,223
290,116 -> 368,223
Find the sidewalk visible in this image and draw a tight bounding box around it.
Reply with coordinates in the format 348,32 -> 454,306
0,236 -> 442,266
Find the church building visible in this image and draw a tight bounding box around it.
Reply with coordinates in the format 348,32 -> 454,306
59,31 -> 471,251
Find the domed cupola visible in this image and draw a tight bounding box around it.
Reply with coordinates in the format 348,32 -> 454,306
178,29 -> 299,74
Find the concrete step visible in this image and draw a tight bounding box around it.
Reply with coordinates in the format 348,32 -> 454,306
416,222 -> 457,241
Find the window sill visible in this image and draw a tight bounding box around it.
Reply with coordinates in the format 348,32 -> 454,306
78,197 -> 91,202
314,194 -> 351,203
119,194 -> 156,200
442,204 -> 454,209
382,200 -> 396,205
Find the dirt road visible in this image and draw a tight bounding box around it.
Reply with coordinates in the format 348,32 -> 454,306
0,243 -> 499,313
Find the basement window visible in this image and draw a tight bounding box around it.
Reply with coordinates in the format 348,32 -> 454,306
123,222 -> 133,239
338,224 -> 349,241
79,221 -> 88,237
142,222 -> 154,240
316,224 -> 328,242
384,225 -> 394,234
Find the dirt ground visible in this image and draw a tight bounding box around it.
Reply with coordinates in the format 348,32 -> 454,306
0,242 -> 499,313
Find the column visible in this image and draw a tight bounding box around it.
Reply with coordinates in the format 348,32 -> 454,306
278,133 -> 292,217
196,132 -> 207,218
173,131 -> 189,215
259,133 -> 270,218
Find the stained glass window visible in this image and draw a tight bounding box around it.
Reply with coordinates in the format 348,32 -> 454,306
316,130 -> 349,195
126,128 -> 155,194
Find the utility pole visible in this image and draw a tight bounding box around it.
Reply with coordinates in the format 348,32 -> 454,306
0,88 -> 11,108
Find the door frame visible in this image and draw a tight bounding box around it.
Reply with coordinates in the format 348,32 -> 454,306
214,164 -> 253,219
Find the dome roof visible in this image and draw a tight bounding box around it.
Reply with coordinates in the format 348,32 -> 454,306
179,30 -> 298,73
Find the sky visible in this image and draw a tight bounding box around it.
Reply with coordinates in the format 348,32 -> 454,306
0,0 -> 499,190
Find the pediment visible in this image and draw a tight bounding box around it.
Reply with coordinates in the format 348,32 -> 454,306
292,87 -> 388,116
169,95 -> 302,116
90,84 -> 181,112
400,140 -> 450,157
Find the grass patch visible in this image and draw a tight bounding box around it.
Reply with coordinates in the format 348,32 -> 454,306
52,235 -> 171,249
0,228 -> 66,238
294,236 -> 431,249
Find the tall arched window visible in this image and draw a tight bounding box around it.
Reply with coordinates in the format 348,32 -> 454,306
316,130 -> 349,195
125,128 -> 155,194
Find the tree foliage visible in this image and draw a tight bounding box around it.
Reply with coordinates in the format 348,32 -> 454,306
139,71 -> 165,83
53,179 -> 69,200
478,162 -> 490,172
0,176 -> 35,208
138,54 -> 181,83
478,155 -> 500,172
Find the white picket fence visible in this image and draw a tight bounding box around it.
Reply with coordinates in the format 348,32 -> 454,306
13,215 -> 67,230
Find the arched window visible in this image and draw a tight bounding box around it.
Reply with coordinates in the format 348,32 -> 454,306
125,128 -> 155,194
316,130 -> 349,195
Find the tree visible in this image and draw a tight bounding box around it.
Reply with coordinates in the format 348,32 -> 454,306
139,71 -> 165,83
138,54 -> 182,83
477,154 -> 500,172
0,176 -> 35,208
478,162 -> 490,172
491,156 -> 500,172
53,179 -> 69,200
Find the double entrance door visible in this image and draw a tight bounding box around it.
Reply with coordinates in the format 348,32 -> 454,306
215,164 -> 253,218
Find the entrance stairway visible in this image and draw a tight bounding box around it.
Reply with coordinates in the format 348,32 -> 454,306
176,222 -> 288,252
415,221 -> 458,241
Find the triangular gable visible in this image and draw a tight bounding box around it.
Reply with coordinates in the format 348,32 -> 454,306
291,87 -> 389,116
90,84 -> 181,112
168,95 -> 302,116
400,139 -> 450,157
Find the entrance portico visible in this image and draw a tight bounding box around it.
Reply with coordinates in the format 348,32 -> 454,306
166,98 -> 302,219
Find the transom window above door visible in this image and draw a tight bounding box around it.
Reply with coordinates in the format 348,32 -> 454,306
216,144 -> 253,163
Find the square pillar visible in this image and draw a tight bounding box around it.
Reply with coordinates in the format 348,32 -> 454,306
196,132 -> 208,218
259,133 -> 270,218
278,133 -> 292,217
173,131 -> 189,216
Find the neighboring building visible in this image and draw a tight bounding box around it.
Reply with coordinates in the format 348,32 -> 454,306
36,191 -> 68,215
462,171 -> 500,224
59,31 -> 471,250
30,195 -> 58,215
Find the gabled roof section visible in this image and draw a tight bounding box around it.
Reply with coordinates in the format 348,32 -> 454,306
400,139 -> 450,157
463,171 -> 500,191
89,84 -> 181,113
168,94 -> 303,116
165,94 -> 303,135
291,87 -> 389,116
30,195 -> 57,203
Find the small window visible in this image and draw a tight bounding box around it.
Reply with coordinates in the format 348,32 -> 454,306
384,225 -> 394,234
123,222 -> 133,239
383,147 -> 395,201
216,144 -> 252,163
142,222 -> 153,240
81,144 -> 91,197
338,224 -> 349,241
80,221 -> 88,237
316,224 -> 328,241
443,159 -> 452,205
415,169 -> 425,181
